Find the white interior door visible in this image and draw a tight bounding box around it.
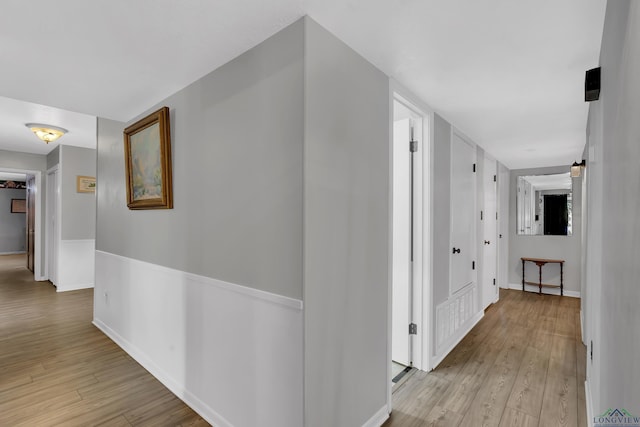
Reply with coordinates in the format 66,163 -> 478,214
392,118 -> 411,366
47,169 -> 58,286
450,132 -> 476,294
482,154 -> 497,308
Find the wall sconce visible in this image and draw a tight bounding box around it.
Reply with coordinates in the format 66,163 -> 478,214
25,123 -> 68,144
570,160 -> 586,177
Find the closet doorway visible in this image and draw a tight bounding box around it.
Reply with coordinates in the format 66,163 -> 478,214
390,94 -> 431,391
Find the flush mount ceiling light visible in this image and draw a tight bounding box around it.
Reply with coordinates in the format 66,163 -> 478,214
25,123 -> 68,144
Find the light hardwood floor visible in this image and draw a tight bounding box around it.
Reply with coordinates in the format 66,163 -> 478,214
1,253 -> 586,427
0,254 -> 209,426
385,288 -> 587,427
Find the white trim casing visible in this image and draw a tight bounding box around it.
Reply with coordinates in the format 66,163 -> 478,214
0,167 -> 44,280
390,80 -> 435,376
94,250 -> 303,427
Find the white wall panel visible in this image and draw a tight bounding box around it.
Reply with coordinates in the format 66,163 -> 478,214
93,250 -> 303,427
56,239 -> 95,291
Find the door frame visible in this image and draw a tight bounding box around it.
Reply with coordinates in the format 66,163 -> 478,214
0,167 -> 44,280
388,81 -> 433,413
46,165 -> 60,285
481,152 -> 498,308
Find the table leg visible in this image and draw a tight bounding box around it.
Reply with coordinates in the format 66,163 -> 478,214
560,262 -> 564,296
522,259 -> 525,292
538,264 -> 542,294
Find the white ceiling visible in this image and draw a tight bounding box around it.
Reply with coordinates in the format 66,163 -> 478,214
521,172 -> 572,190
0,0 -> 605,168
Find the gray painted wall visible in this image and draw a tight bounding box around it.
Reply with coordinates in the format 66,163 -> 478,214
584,0 -> 640,414
47,146 -> 60,170
432,113 -> 452,307
0,150 -> 47,274
0,188 -> 26,253
97,19 -> 304,300
0,150 -> 47,172
509,166 -> 582,293
303,17 -> 389,427
60,146 -> 96,240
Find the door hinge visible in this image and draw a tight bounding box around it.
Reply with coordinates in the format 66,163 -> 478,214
472,261 -> 475,270
493,278 -> 496,286
409,323 -> 418,335
410,140 -> 418,153
493,174 -> 497,182
496,212 -> 498,220
480,210 -> 483,220
590,341 -> 593,361
473,163 -> 476,173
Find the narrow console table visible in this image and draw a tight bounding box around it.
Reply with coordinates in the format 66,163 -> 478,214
521,257 -> 564,296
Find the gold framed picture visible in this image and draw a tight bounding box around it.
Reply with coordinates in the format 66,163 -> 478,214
77,176 -> 96,193
123,106 -> 173,210
11,199 -> 26,213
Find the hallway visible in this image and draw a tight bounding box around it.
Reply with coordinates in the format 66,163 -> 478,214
385,289 -> 587,426
0,253 -> 588,426
0,254 -> 208,426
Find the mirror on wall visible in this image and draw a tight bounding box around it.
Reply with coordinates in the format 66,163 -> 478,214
517,172 -> 572,236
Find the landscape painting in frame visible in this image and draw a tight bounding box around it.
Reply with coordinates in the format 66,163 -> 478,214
123,106 -> 173,209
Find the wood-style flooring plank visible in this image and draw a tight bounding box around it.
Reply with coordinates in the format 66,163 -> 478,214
386,373 -> 452,426
459,338 -> 525,426
499,407 -> 539,427
538,374 -> 578,427
421,405 -> 464,427
387,289 -> 585,427
505,346 -> 550,418
0,254 -> 208,427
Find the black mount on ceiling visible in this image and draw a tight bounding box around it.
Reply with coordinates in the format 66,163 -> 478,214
585,67 -> 601,102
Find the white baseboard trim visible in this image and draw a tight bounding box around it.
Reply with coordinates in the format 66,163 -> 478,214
585,379 -> 593,427
508,283 -> 581,298
56,283 -> 94,292
0,251 -> 26,255
431,311 -> 483,369
93,319 -> 234,427
362,404 -> 389,427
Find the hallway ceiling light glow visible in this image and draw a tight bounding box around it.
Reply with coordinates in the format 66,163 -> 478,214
25,123 -> 68,144
570,160 -> 586,177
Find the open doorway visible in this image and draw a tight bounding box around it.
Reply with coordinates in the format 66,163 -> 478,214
0,168 -> 44,280
389,92 -> 431,396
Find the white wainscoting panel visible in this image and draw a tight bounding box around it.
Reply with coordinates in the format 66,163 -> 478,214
57,239 -> 95,292
433,284 -> 482,367
93,250 -> 303,427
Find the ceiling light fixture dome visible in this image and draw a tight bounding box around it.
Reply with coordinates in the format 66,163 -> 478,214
25,123 -> 68,144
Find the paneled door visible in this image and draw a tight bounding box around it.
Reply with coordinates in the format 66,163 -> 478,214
392,118 -> 412,366
482,154 -> 497,309
26,174 -> 36,272
450,132 -> 476,294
